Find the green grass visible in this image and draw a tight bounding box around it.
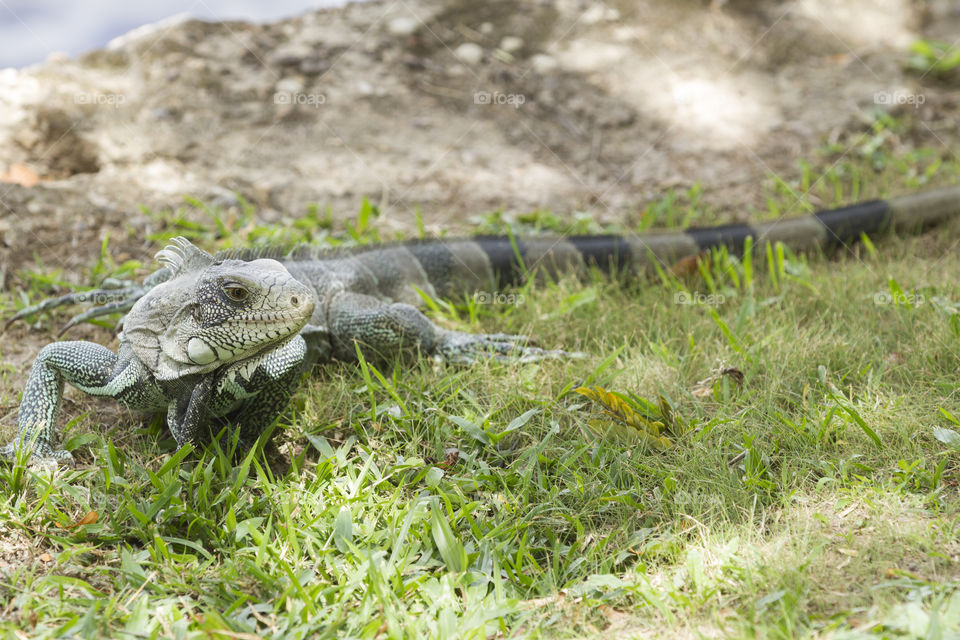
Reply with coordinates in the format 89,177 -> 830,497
3,145 -> 960,638
909,39 -> 960,79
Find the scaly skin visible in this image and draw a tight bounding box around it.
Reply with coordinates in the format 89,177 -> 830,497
6,184 -> 960,464
1,239 -> 314,464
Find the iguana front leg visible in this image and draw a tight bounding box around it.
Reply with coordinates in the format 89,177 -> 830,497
177,335 -> 308,452
326,292 -> 577,363
165,376 -> 215,450
1,336 -> 307,463
0,342 -> 163,464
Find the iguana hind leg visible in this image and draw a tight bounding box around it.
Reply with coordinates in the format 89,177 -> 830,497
327,292 -> 579,363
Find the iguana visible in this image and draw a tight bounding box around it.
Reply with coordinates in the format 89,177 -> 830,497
3,185 -> 960,464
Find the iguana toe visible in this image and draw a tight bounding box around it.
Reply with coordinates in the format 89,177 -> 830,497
0,441 -> 76,467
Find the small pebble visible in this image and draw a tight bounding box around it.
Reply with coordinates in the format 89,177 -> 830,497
454,42 -> 484,66
387,16 -> 419,37
499,36 -> 524,54
530,53 -> 558,74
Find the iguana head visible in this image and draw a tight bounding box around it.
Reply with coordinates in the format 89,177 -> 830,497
123,237 -> 315,381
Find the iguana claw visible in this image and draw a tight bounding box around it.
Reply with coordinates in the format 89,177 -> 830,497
56,298 -> 141,336
0,438 -> 76,467
5,269 -> 172,334
6,285 -> 146,332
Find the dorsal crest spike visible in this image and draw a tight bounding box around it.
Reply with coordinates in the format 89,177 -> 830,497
154,237 -> 214,276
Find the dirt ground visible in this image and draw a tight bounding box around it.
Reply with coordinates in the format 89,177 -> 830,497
0,0 -> 957,379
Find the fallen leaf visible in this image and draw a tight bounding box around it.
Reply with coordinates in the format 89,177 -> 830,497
671,252 -> 708,277
0,163 -> 40,187
691,366 -> 744,396
58,510 -> 99,529
437,450 -> 459,470
574,386 -> 673,449
719,367 -> 744,385
837,504 -> 857,519
691,385 -> 713,398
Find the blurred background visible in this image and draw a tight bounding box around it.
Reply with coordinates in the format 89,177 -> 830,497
0,0 -> 956,279
0,1 -> 340,68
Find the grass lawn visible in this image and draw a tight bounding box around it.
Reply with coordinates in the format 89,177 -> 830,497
2,131 -> 960,638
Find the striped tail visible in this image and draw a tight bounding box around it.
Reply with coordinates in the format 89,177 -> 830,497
398,185 -> 960,296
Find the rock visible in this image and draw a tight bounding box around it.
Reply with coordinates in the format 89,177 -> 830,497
148,108 -> 175,121
401,55 -> 427,70
530,54 -> 558,74
299,57 -> 329,75
454,43 -> 484,66
267,43 -> 315,68
23,108 -> 100,176
12,126 -> 40,150
387,16 -> 419,37
107,13 -> 191,50
206,186 -> 241,209
275,77 -> 305,95
581,4 -> 620,25
499,36 -> 524,54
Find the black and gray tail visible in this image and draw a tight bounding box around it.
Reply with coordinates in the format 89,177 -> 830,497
11,185 -> 959,333
397,185 -> 960,296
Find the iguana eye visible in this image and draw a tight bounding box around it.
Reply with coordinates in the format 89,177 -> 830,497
223,286 -> 249,302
